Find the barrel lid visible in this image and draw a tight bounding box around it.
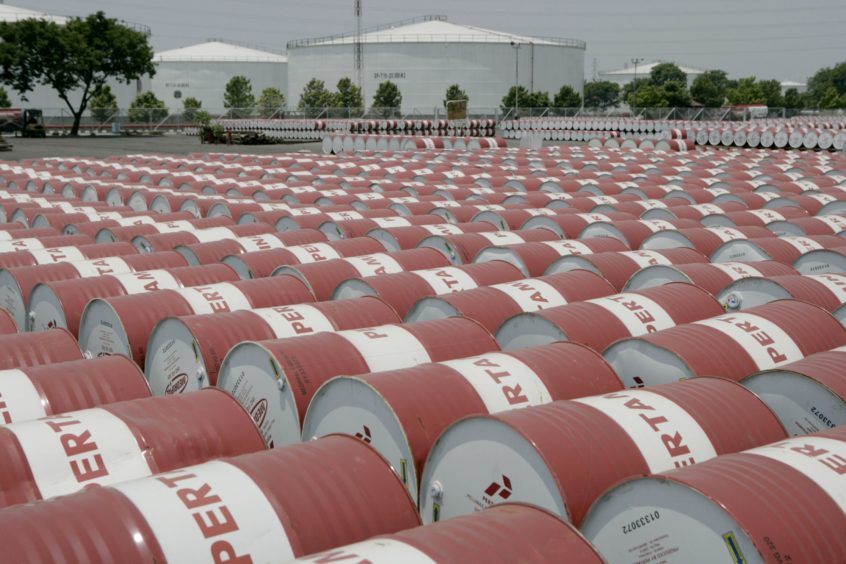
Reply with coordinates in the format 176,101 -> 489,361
145,317 -> 210,396
222,254 -> 253,279
717,277 -> 791,311
603,338 -> 694,388
417,236 -> 464,265
496,313 -> 567,351
640,230 -> 695,251
581,476 -> 761,563
710,240 -> 770,263
0,269 -> 26,331
368,228 -> 401,252
27,283 -> 69,332
793,249 -> 846,274
333,279 -> 378,301
544,255 -> 600,276
766,220 -> 804,237
474,247 -> 530,277
303,376 -> 415,496
419,416 -> 565,525
78,299 -> 132,359
640,208 -> 677,220
405,297 -> 461,324
623,265 -> 692,291
742,369 -> 845,436
217,341 -> 299,448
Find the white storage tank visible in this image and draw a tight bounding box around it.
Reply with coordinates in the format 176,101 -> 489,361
287,15 -> 585,112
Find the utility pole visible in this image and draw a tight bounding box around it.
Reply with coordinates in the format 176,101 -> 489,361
592,58 -> 598,82
630,57 -> 644,106
355,0 -> 364,107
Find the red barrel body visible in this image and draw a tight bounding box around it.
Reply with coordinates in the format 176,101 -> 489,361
420,229 -> 560,264
78,276 -> 315,365
497,282 -> 724,352
0,435 -> 420,563
624,260 -> 798,294
475,238 -> 630,277
0,389 -> 265,507
0,329 -> 82,370
218,317 -> 499,447
418,378 -> 787,526
604,300 -> 846,387
145,297 -> 401,394
0,356 -> 150,424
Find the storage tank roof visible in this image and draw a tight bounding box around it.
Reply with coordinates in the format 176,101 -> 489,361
602,61 -> 706,77
0,4 -> 68,24
288,15 -> 585,49
155,41 -> 288,63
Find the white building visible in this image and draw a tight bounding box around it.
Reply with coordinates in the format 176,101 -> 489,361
780,80 -> 807,94
150,41 -> 288,113
601,61 -> 706,88
286,15 -> 585,113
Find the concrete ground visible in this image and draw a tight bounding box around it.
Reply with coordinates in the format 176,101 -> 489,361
0,134 -> 323,162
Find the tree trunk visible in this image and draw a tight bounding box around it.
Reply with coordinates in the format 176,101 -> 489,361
69,111 -> 83,136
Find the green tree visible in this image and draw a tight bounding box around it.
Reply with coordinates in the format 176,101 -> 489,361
257,87 -> 286,118
622,78 -> 650,105
128,91 -> 167,123
758,79 -> 783,107
783,88 -> 805,109
818,86 -> 846,109
553,84 -> 582,108
298,78 -> 334,118
0,11 -> 155,136
501,85 -> 532,113
650,62 -> 687,87
528,90 -> 552,110
193,110 -> 211,126
660,81 -> 691,107
182,96 -> 201,121
333,77 -> 363,114
90,85 -> 118,123
583,80 -> 620,108
690,70 -> 730,107
372,80 -> 402,117
223,75 -> 255,118
807,62 -> 846,105
628,84 -> 668,107
726,77 -> 766,105
443,84 -> 469,109
0,86 -> 10,108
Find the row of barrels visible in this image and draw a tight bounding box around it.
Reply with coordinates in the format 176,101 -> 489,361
321,134 -> 507,155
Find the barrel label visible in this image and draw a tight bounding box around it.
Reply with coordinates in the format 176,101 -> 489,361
326,211 -> 364,221
576,213 -> 611,223
747,437 -> 846,513
542,240 -> 594,256
636,201 -> 669,210
419,223 -> 462,236
30,246 -> 86,265
574,390 -> 717,472
338,325 -> 431,372
694,313 -> 803,370
637,219 -> 673,232
115,270 -> 180,294
287,243 -> 341,263
442,353 -> 551,413
287,207 -> 322,216
254,304 -> 336,338
691,203 -> 725,215
478,231 -> 525,245
413,267 -> 479,294
817,215 -> 846,232
619,250 -> 674,268
588,195 -> 619,205
294,539 -> 434,563
177,283 -> 252,315
782,236 -> 825,255
113,460 -> 294,562
524,208 -> 557,217
491,278 -> 568,311
345,254 -> 404,277
0,369 -> 46,424
72,257 -> 131,278
237,234 -> 286,253
705,226 -> 747,243
371,217 -> 412,228
808,193 -> 837,205
114,215 -> 157,226
586,293 -> 676,335
708,262 -> 764,281
807,273 -> 846,301
8,408 -> 150,498
747,209 -> 785,224
154,220 -> 195,233
192,227 -> 237,243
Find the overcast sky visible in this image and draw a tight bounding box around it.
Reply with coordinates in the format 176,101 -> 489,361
22,0 -> 846,83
